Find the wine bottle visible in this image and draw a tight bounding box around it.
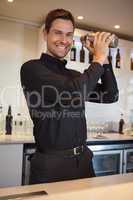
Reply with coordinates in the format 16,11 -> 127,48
130,57 -> 133,71
118,113 -> 125,134
0,106 -> 4,135
108,48 -> 112,64
70,40 -> 76,61
89,51 -> 93,64
5,105 -> 13,135
115,48 -> 121,68
80,44 -> 85,63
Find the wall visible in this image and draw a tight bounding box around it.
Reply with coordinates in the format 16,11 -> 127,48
0,19 -> 39,120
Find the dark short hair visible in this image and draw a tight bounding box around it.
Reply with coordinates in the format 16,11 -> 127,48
44,9 -> 75,32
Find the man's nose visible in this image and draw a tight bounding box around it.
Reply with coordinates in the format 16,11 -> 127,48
60,35 -> 68,44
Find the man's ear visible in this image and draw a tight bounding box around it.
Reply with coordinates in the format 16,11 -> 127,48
43,29 -> 47,41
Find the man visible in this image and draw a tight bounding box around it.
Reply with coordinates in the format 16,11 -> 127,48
21,8 -> 119,184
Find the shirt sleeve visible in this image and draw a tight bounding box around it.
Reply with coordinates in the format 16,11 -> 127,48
87,64 -> 119,103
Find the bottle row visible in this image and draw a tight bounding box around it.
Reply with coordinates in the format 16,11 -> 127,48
69,40 -> 133,70
69,40 -> 93,63
0,105 -> 33,135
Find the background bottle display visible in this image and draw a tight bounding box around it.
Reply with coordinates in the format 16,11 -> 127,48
108,48 -> 112,64
5,105 -> 13,135
115,48 -> 121,68
80,44 -> 85,63
70,40 -> 76,61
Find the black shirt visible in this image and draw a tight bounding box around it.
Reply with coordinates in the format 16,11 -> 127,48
20,53 -> 118,152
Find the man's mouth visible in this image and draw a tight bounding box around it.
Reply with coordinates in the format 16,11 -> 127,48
56,45 -> 66,50
56,44 -> 69,51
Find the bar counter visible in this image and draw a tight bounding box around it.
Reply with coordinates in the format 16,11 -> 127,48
0,132 -> 133,144
0,173 -> 133,200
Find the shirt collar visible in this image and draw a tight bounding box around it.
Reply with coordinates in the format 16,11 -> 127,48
40,53 -> 67,70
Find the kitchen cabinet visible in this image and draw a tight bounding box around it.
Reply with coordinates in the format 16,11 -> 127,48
88,143 -> 133,177
0,144 -> 23,187
123,144 -> 133,173
92,150 -> 123,176
88,144 -> 123,176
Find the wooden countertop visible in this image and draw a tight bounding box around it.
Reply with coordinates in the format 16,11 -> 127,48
0,133 -> 133,144
0,134 -> 34,144
0,173 -> 133,200
87,132 -> 133,142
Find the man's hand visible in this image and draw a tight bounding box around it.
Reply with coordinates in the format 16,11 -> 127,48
84,32 -> 114,65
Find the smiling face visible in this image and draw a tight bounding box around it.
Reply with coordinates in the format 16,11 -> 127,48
44,18 -> 74,60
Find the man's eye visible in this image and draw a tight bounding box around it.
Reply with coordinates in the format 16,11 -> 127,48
67,33 -> 73,38
54,31 -> 62,35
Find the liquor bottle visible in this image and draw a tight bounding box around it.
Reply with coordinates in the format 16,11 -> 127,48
108,48 -> 112,64
89,51 -> 93,64
130,57 -> 133,71
118,113 -> 125,134
80,44 -> 85,63
0,106 -> 4,135
70,40 -> 76,61
115,48 -> 121,68
5,105 -> 13,135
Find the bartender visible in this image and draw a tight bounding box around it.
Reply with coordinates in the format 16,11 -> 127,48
20,8 -> 119,184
